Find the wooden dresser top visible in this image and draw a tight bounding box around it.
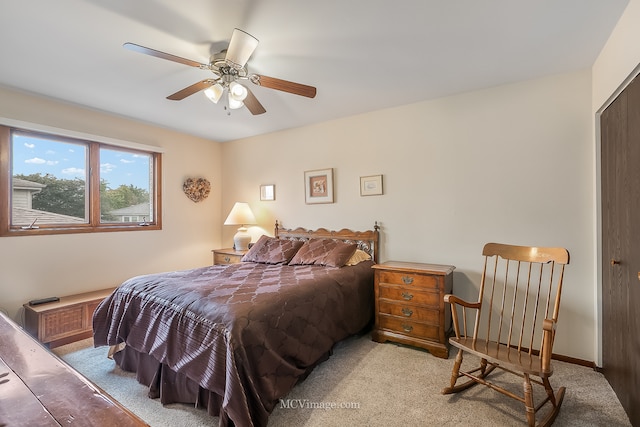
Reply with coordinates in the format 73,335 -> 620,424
372,261 -> 455,275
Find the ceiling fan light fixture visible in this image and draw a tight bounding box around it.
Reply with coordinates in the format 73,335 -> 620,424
204,83 -> 224,103
225,28 -> 258,69
228,93 -> 244,110
123,27 -> 316,116
229,81 -> 248,102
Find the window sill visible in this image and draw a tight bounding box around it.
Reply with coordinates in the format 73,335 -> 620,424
1,223 -> 161,237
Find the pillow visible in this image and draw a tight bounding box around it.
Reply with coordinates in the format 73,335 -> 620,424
322,241 -> 358,267
289,238 -> 358,268
345,249 -> 372,266
241,235 -> 304,264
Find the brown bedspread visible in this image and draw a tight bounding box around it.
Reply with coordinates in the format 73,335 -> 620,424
93,260 -> 375,427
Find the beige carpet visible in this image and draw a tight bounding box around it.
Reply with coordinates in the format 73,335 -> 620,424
54,334 -> 631,426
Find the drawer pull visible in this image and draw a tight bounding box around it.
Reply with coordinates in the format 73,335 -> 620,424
224,256 -> 231,263
401,307 -> 413,317
402,276 -> 414,285
402,324 -> 413,333
401,291 -> 413,301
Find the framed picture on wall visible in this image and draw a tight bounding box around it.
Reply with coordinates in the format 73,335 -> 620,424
360,174 -> 383,196
304,168 -> 334,204
260,184 -> 275,201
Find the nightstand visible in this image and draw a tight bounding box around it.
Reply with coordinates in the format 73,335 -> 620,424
212,248 -> 248,265
372,261 -> 455,358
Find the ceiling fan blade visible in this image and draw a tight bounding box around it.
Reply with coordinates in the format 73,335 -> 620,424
124,42 -> 206,68
167,80 -> 215,100
251,75 -> 317,98
243,88 -> 266,115
225,29 -> 258,69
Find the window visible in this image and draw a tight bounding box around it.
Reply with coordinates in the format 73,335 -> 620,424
0,124 -> 162,236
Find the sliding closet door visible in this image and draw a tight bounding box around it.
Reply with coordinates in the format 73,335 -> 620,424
600,75 -> 640,426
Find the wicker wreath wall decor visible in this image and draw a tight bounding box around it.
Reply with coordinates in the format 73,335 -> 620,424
182,177 -> 211,202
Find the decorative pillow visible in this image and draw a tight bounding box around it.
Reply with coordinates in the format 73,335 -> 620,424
288,238 -> 331,265
345,249 -> 372,266
289,238 -> 358,268
241,235 -> 304,264
322,241 -> 358,267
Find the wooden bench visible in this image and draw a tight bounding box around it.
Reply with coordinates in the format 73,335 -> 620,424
23,287 -> 116,348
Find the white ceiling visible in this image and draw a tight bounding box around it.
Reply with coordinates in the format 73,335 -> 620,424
0,0 -> 629,142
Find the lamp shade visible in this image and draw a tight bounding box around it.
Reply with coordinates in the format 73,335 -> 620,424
224,202 -> 256,226
229,81 -> 248,102
228,94 -> 244,110
204,83 -> 224,103
224,202 -> 256,251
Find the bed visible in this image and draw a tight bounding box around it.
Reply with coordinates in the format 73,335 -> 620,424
92,221 -> 379,427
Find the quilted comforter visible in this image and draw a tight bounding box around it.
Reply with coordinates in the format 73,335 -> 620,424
93,260 -> 374,427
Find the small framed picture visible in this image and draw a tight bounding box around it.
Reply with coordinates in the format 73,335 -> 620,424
304,168 -> 334,204
360,174 -> 383,196
260,184 -> 275,201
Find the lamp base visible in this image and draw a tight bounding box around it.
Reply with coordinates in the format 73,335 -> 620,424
233,227 -> 251,251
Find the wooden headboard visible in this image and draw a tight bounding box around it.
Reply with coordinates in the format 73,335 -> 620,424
274,220 -> 380,264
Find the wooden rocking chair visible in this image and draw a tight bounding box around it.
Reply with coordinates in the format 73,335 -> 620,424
442,243 -> 570,427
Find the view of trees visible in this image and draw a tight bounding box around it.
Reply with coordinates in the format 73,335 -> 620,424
100,181 -> 149,221
15,173 -> 149,219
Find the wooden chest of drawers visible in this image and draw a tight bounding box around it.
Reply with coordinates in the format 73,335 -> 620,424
372,261 -> 455,358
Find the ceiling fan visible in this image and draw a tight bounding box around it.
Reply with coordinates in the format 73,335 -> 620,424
124,28 -> 317,115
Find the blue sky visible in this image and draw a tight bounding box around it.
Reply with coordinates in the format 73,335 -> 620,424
12,133 -> 150,190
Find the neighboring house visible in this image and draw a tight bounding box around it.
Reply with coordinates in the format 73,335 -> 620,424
12,178 -> 45,210
12,177 -> 149,224
11,177 -> 84,225
107,202 -> 150,223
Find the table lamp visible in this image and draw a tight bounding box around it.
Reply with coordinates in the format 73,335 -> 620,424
223,202 -> 256,250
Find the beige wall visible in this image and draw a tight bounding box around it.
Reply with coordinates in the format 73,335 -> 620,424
591,0 -> 640,365
0,86 -> 223,320
222,70 -> 595,361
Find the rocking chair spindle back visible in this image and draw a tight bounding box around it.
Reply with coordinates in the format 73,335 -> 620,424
442,242 -> 569,427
